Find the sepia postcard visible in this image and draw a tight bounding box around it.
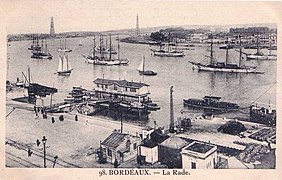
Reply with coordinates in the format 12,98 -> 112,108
0,0 -> 282,179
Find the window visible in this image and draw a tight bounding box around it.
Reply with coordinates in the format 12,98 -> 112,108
125,87 -> 128,91
191,162 -> 196,169
107,148 -> 112,157
114,85 -> 117,90
133,143 -> 137,150
105,85 -> 108,89
130,88 -> 136,92
97,84 -> 100,88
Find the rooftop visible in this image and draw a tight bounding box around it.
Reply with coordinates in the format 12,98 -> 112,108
185,142 -> 215,154
160,136 -> 191,149
101,132 -> 128,148
94,78 -> 149,89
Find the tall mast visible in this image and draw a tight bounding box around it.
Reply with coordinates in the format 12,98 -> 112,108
239,35 -> 242,68
210,35 -> 214,65
256,35 -> 260,54
100,35 -> 103,60
168,32 -> 171,52
225,36 -> 229,65
143,55 -> 145,71
93,36 -> 96,58
118,36 -> 120,60
28,66 -> 31,85
66,53 -> 69,70
109,34 -> 112,60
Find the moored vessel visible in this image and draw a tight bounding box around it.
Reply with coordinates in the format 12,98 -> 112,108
183,95 -> 239,112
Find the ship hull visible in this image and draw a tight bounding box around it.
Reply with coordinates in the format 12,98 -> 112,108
151,49 -> 185,57
57,69 -> 72,76
192,63 -> 256,73
247,55 -> 277,60
183,99 -> 239,112
138,70 -> 157,76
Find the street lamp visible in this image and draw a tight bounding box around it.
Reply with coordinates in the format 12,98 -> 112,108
42,136 -> 47,168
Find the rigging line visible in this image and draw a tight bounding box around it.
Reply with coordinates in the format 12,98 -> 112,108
250,81 -> 277,106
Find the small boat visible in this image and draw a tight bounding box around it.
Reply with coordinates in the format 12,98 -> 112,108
79,40 -> 82,46
58,38 -> 72,52
246,35 -> 277,60
57,54 -> 73,75
137,55 -> 157,76
144,102 -> 160,111
183,95 -> 239,112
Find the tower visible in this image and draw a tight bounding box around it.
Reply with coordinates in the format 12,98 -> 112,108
136,14 -> 140,36
50,17 -> 55,38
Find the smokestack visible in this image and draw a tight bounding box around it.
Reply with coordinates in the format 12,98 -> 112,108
169,86 -> 174,133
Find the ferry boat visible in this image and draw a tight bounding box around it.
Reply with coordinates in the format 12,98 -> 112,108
183,95 -> 239,112
189,35 -> 258,73
88,78 -> 160,119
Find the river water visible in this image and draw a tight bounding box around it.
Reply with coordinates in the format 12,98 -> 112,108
7,36 -> 277,127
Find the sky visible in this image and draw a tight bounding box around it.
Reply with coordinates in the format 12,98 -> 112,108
3,0 -> 282,34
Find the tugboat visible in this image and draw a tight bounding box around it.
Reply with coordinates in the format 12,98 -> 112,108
183,95 -> 239,112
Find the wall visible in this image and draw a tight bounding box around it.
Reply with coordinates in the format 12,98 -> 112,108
139,146 -> 158,164
182,151 -> 217,169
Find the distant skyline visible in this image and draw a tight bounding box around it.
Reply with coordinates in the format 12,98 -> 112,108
4,0 -> 281,34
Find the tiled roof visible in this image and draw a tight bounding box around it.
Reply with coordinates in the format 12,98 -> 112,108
101,132 -> 128,148
94,78 -> 149,89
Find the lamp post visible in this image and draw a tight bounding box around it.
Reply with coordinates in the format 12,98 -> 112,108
42,136 -> 47,168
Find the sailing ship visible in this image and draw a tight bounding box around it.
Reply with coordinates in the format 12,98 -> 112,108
189,35 -> 258,73
246,35 -> 277,60
31,40 -> 53,59
57,54 -> 73,75
151,33 -> 185,57
58,38 -> 72,52
83,35 -> 129,66
28,36 -> 41,51
137,55 -> 157,76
